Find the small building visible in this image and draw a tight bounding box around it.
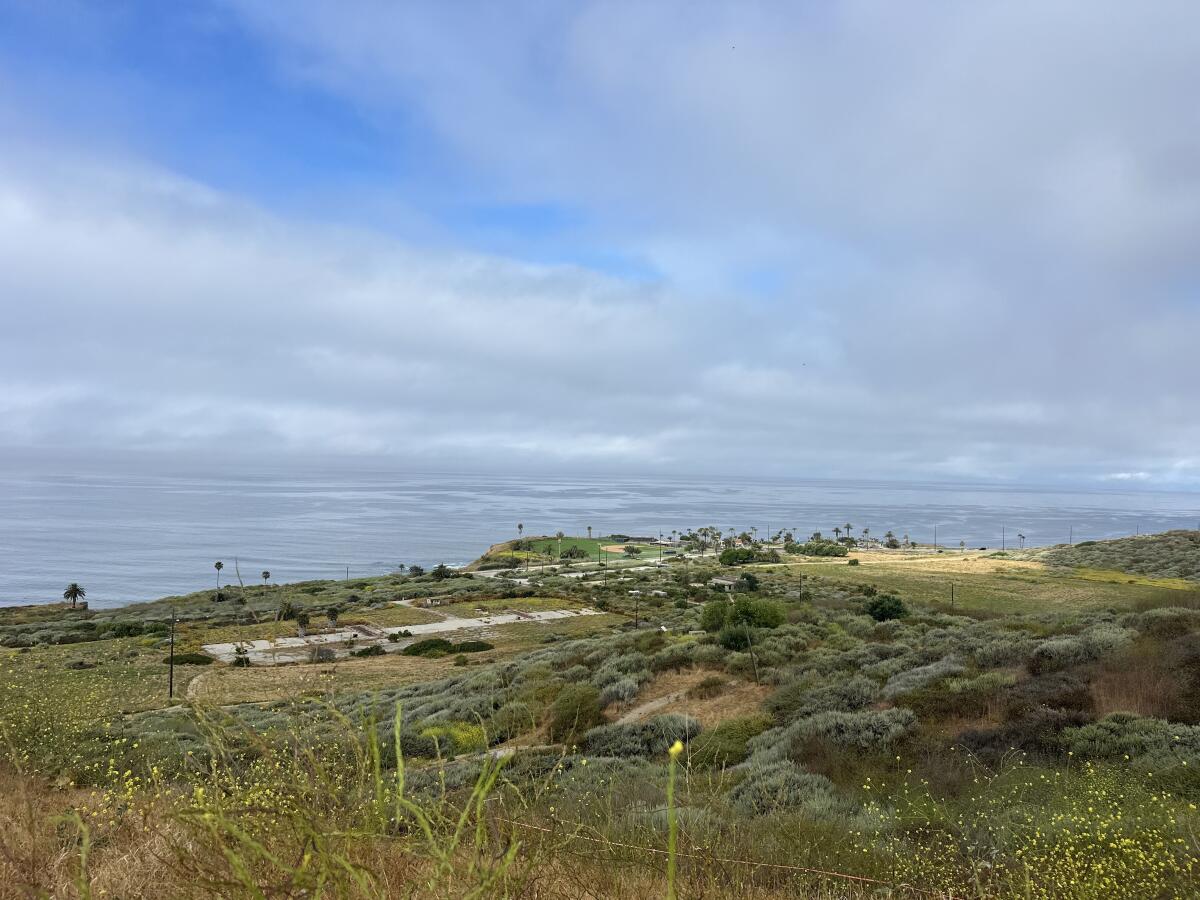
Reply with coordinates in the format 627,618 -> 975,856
709,576 -> 738,593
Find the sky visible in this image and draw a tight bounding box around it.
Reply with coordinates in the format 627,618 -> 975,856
0,1 -> 1198,486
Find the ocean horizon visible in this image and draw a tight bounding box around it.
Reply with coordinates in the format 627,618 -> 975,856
2,463 -> 1197,609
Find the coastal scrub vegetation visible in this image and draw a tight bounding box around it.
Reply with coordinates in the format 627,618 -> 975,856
1,531 -> 1199,897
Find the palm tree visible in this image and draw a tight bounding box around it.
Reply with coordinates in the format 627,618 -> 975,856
1018,533 -> 1026,549
214,561 -> 224,593
862,527 -> 870,543
517,523 -> 523,539
833,526 -> 842,541
63,583 -> 85,609
844,523 -> 853,543
587,525 -> 592,540
261,569 -> 270,586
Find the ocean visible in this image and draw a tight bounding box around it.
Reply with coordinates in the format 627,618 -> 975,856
1,463 -> 1197,608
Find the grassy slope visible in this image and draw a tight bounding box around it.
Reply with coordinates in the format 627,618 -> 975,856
773,547 -> 1200,614
1040,529 -> 1200,582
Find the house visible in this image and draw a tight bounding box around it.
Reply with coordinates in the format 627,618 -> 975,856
709,576 -> 738,593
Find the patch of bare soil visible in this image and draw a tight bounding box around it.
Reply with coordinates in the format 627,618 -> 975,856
615,668 -> 770,726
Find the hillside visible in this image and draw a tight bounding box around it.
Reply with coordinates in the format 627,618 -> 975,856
1,538 -> 1199,897
1041,529 -> 1200,582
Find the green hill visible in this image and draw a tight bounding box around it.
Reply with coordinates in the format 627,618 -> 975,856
1042,530 -> 1200,582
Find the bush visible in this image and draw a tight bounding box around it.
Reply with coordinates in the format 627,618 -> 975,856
719,547 -> 757,566
420,721 -> 488,755
548,684 -> 605,741
730,597 -> 785,629
865,594 -> 908,621
789,541 -> 848,558
847,558 -> 860,566
717,625 -> 752,651
560,545 -> 587,560
164,652 -> 213,665
351,644 -> 385,658
690,715 -> 772,769
748,708 -> 917,764
959,707 -> 1090,761
490,701 -> 535,742
403,638 -> 455,658
699,600 -> 728,632
581,714 -> 700,758
766,675 -> 879,722
402,638 -> 493,658
729,761 -> 837,816
1061,713 -> 1200,765
882,655 -> 964,699
599,676 -> 641,706
1027,624 -> 1134,676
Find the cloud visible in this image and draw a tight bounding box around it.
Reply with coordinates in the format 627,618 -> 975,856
1,3 -> 1199,484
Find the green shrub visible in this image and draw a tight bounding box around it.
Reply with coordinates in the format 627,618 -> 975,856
699,600 -> 728,632
719,547 -> 756,566
420,721 -> 487,754
789,541 -> 848,558
403,638 -> 455,658
865,594 -> 908,621
351,644 -> 385,658
402,638 -> 493,658
599,676 -> 641,706
1061,713 -> 1200,765
730,597 -> 785,629
882,655 -> 964,699
847,558 -> 860,566
728,760 -> 838,816
164,652 -> 213,665
690,714 -> 772,769
748,708 -> 917,764
548,684 -> 605,741
766,675 -> 879,722
717,625 -> 752,651
581,714 -> 700,758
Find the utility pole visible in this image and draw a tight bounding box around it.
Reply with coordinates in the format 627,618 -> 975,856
168,605 -> 176,700
950,583 -> 955,609
345,565 -> 349,580
1069,525 -> 1073,545
1002,525 -> 1006,551
933,525 -> 937,549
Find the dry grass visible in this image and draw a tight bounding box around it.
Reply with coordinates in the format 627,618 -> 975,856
616,668 -> 770,728
0,764 -> 873,900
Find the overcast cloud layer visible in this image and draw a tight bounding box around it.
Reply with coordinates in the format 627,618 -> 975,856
1,1 -> 1198,484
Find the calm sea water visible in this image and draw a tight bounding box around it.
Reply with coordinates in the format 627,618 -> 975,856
1,464 -> 1197,608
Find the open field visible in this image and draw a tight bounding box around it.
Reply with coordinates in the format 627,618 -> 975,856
3,530 -> 1200,898
773,548 -> 1200,614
